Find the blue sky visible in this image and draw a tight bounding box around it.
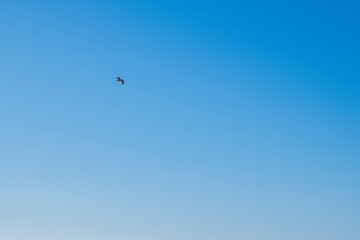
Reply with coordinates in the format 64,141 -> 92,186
1,1 -> 359,239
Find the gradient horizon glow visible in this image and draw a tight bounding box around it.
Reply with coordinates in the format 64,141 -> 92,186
1,1 -> 359,239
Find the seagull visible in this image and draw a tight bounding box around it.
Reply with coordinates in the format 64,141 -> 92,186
116,77 -> 124,84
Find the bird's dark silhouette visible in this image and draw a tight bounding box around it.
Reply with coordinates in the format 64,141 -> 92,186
116,77 -> 124,84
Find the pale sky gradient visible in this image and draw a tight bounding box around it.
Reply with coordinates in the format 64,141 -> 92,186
1,1 -> 359,239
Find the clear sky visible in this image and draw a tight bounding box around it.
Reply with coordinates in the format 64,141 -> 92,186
1,1 -> 359,239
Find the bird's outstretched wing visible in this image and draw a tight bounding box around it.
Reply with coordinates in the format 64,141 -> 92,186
116,77 -> 124,84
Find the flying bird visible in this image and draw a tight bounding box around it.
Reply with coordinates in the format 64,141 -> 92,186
116,77 -> 124,84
